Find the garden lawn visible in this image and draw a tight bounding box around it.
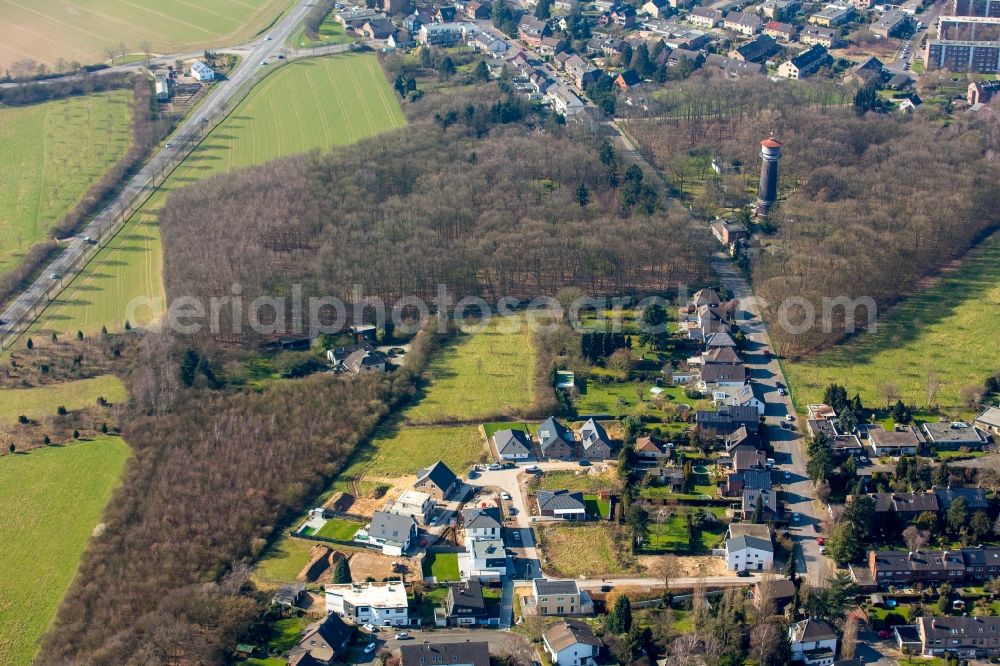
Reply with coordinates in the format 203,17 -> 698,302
483,421 -> 530,439
314,517 -> 363,541
403,316 -> 536,424
340,424 -> 485,480
537,469 -> 620,493
423,552 -> 460,581
0,374 -> 126,425
0,90 -> 132,278
254,538 -> 328,586
584,494 -> 611,518
0,436 -> 130,665
539,524 -> 631,577
0,0 -> 294,67
783,231 -> 1000,411
22,54 -> 405,341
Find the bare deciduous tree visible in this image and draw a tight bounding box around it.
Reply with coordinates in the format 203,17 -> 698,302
841,614 -> 859,660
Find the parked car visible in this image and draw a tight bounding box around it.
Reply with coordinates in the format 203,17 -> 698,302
578,459 -> 590,466
49,272 -> 61,280
394,632 -> 411,640
363,624 -> 377,632
778,388 -> 787,396
488,463 -> 502,471
365,643 -> 378,653
500,492 -> 511,500
820,546 -> 827,555
784,471 -> 791,480
817,537 -> 825,546
791,512 -> 799,522
737,569 -> 751,577
513,531 -> 521,540
785,414 -> 795,422
525,465 -> 541,473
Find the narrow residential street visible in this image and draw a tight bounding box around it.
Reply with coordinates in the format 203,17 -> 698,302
711,254 -> 832,586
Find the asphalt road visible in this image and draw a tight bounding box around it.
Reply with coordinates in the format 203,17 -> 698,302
0,0 -> 316,345
711,254 -> 832,586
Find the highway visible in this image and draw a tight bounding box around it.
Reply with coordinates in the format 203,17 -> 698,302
0,0 -> 316,346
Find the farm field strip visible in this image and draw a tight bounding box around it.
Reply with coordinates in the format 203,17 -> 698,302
0,374 -> 126,425
0,91 -> 133,278
22,54 -> 405,340
0,0 -> 295,68
0,436 -> 130,664
783,231 -> 1000,411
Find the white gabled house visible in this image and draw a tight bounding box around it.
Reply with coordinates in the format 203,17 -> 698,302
724,531 -> 774,571
789,618 -> 838,665
190,60 -> 215,81
543,620 -> 603,665
355,511 -> 417,556
326,581 -> 410,627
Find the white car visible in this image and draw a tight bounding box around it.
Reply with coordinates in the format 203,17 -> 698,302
820,546 -> 827,554
778,388 -> 787,396
364,643 -> 378,654
429,516 -> 438,526
785,414 -> 795,422
362,624 -> 377,633
49,272 -> 61,280
265,35 -> 272,40
260,60 -> 268,65
394,632 -> 411,640
487,463 -> 502,471
525,465 -> 540,473
500,492 -> 511,500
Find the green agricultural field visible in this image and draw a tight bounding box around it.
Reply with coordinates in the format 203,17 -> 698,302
0,374 -> 126,426
0,0 -> 294,68
340,424 -> 486,480
0,90 -> 132,278
23,54 -> 405,341
783,232 -> 1000,412
0,436 -> 130,664
404,317 -> 536,424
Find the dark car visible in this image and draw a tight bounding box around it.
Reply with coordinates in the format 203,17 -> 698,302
737,570 -> 751,577
578,459 -> 590,467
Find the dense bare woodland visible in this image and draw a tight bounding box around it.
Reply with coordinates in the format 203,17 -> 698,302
159,123 -> 710,344
625,77 -> 1000,355
36,331 -> 435,664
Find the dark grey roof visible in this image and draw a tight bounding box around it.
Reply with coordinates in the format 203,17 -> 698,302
416,460 -> 458,491
447,580 -> 486,614
700,363 -> 746,384
934,486 -> 988,510
917,615 -> 1000,641
792,618 -> 836,643
495,428 -> 532,456
369,511 -> 416,544
538,417 -> 573,453
580,418 -> 611,452
534,578 -> 580,595
462,507 -> 503,530
790,44 -> 831,70
537,490 -> 585,512
727,534 -> 773,553
401,642 -> 490,666
735,35 -> 780,62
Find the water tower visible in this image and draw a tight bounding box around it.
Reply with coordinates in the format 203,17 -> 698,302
756,137 -> 782,216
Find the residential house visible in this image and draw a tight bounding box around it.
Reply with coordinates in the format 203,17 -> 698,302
387,28 -> 416,49
465,0 -> 492,18
888,72 -> 912,90
190,60 -> 215,81
274,583 -> 307,608
764,19 -> 797,40
362,17 -> 398,39
969,80 -> 1000,105
494,428 -> 533,460
360,511 -> 418,556
725,10 -> 764,35
719,383 -> 766,415
580,419 -> 614,459
975,406 -> 1000,438
328,344 -> 387,374
445,580 -> 488,626
538,417 -> 575,459
612,4 -> 639,26
872,9 -> 909,36
703,346 -> 743,365
725,532 -> 774,571
789,618 -> 839,666
539,35 -> 568,55
418,22 -> 465,46
636,435 -> 668,462
705,330 -> 737,348
689,6 -> 724,27
326,581 -> 410,626
843,56 -> 885,86
400,642 -> 490,666
435,5 -> 457,22
337,7 -> 380,27
463,507 -> 503,539
519,15 -> 550,47
922,420 -> 988,449
564,54 -> 601,88
733,447 -> 768,472
807,403 -> 838,420
913,616 -> 1000,659
712,219 -> 750,244
725,467 -> 771,497
692,287 -> 723,307
867,548 -> 983,586
414,460 -> 461,500
800,25 -> 838,47
742,488 -> 778,519
831,433 -> 864,458
288,614 -> 353,665
615,69 -> 643,91
754,578 -> 798,612
532,578 -> 593,615
725,425 -> 763,452
547,83 -> 585,116
867,425 -> 921,457
704,54 -> 767,77
777,44 -> 831,78
543,620 -> 603,665
868,492 -> 939,521
700,363 -> 747,393
696,405 -> 761,437
763,0 -> 802,18
644,0 -> 671,17
730,34 -> 781,62
809,3 -> 855,25
537,490 -> 587,520
465,537 -> 509,580
934,487 -> 989,512
391,490 -> 436,523
648,466 -> 685,491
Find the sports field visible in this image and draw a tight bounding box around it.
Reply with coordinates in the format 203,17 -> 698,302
0,90 -> 133,278
0,0 -> 294,68
22,54 -> 405,341
783,231 -> 1000,412
0,374 -> 126,426
0,436 -> 130,665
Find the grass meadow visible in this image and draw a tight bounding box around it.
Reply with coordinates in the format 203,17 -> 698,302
783,232 -> 1000,412
339,425 -> 486,481
404,317 -> 536,425
0,0 -> 294,68
538,524 -> 632,578
0,90 -> 132,278
422,551 -> 460,582
291,13 -> 353,48
22,54 -> 405,341
0,374 -> 126,426
0,436 -> 130,664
